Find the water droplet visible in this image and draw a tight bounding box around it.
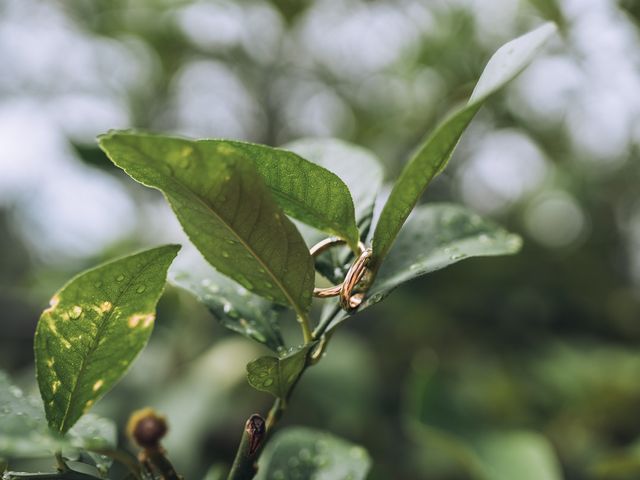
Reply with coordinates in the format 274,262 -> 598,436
250,330 -> 267,343
450,253 -> 465,260
69,305 -> 82,319
263,378 -> 273,387
299,448 -> 311,461
94,280 -> 103,288
136,285 -> 147,294
264,281 -> 273,289
222,251 -> 230,258
179,157 -> 191,169
226,239 -> 236,245
223,303 -> 232,314
288,457 -> 299,468
116,274 -> 125,282
258,371 -> 268,378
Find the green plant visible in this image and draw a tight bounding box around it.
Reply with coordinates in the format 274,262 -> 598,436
1,23 -> 555,480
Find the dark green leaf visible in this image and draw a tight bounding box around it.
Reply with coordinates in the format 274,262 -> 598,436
98,131 -> 314,315
371,23 -> 556,270
246,344 -> 314,400
229,140 -> 360,250
34,245 -> 180,433
325,204 -> 521,332
255,427 -> 371,480
172,265 -> 285,352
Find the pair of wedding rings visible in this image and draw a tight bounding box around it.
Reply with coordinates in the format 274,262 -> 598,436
309,237 -> 372,311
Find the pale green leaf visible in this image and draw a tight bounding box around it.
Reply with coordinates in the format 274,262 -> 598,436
229,140 -> 360,250
0,373 -> 116,461
34,245 -> 180,433
98,131 -> 314,315
172,266 -> 285,352
255,427 -> 371,480
324,204 -> 521,332
371,23 -> 556,270
476,432 -> 563,480
246,344 -> 314,400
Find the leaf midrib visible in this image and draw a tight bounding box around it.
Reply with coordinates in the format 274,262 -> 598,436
58,256 -> 157,433
122,142 -> 310,316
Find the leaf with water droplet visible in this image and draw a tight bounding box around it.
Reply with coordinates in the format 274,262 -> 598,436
255,427 -> 371,480
326,204 -> 522,332
371,23 -> 556,271
246,344 -> 316,400
98,132 -> 315,316
0,371 -> 116,460
34,244 -> 180,433
172,265 -> 285,352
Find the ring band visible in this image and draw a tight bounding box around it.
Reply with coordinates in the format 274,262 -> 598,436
309,237 -> 370,310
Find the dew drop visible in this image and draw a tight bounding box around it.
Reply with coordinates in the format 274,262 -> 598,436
258,371 -> 268,378
94,280 -> 103,288
250,330 -> 267,343
222,251 -> 230,258
263,378 -> 274,387
116,274 -> 125,282
264,281 -> 273,289
136,285 -> 147,294
299,448 -> 311,461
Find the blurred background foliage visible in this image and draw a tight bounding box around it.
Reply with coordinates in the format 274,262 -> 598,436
2,0 -> 640,478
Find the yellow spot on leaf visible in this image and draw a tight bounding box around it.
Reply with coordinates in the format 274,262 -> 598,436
93,380 -> 104,392
51,380 -> 61,393
128,313 -> 155,328
44,295 -> 60,313
181,146 -> 193,156
100,301 -> 112,312
84,400 -> 94,412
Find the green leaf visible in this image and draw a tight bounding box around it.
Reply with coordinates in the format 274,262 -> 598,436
255,427 -> 371,480
0,372 -> 116,460
68,415 -> 117,473
371,23 -> 556,270
172,265 -> 285,352
324,204 -> 521,332
98,131 -> 314,315
476,432 -> 563,480
229,140 -> 360,251
34,245 -> 180,434
283,138 -> 384,227
246,344 -> 315,400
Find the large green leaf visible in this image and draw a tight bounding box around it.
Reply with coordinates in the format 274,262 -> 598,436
34,245 -> 180,434
255,427 -> 371,480
0,373 -> 115,460
246,344 -> 314,401
172,265 -> 285,353
323,204 -> 521,333
371,23 -> 556,271
229,140 -> 359,250
98,131 -> 315,315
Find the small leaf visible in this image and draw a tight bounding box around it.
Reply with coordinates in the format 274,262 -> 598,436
98,132 -> 314,316
34,245 -> 180,434
246,344 -> 315,400
371,23 -> 556,270
324,204 -> 521,332
172,266 -> 285,352
229,140 -> 360,251
255,427 -> 371,480
0,372 -> 115,460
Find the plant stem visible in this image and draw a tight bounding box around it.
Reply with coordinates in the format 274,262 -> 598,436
298,313 -> 313,343
86,448 -> 142,480
54,453 -> 67,473
227,415 -> 266,480
143,449 -> 180,480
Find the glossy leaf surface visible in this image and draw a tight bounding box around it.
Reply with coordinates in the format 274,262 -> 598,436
256,427 -> 371,480
34,245 -> 179,433
246,344 -> 314,400
371,23 -> 555,270
324,204 -> 521,332
172,266 -> 285,352
99,131 -> 314,315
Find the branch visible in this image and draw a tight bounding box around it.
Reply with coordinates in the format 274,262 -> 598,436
227,415 -> 266,480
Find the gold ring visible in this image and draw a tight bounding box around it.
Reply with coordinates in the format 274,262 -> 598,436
309,237 -> 370,310
339,247 -> 372,311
